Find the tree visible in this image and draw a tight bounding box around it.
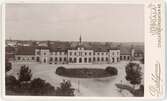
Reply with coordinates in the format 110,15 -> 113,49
5,75 -> 20,95
105,66 -> 118,75
56,66 -> 66,75
56,80 -> 75,96
18,65 -> 32,83
5,59 -> 12,73
125,63 -> 142,88
29,78 -> 56,96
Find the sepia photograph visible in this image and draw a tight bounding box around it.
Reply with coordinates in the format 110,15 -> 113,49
5,3 -> 145,97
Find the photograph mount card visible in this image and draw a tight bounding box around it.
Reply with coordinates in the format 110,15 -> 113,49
0,0 -> 165,100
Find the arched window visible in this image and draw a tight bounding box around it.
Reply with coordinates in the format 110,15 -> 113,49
44,59 -> 46,63
59,57 -> 62,62
64,57 -> 66,61
93,57 -> 96,61
106,57 -> 108,61
17,57 -> 21,60
97,57 -> 100,61
74,58 -> 77,63
55,57 -> 57,61
69,58 -> 72,63
79,58 -> 82,63
89,58 -> 91,62
112,58 -> 115,62
124,56 -> 126,60
101,57 -> 104,61
84,58 -> 87,63
32,57 -> 35,60
120,56 -> 122,60
36,57 -> 40,62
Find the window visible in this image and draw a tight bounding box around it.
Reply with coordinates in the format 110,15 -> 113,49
120,56 -> 122,60
89,58 -> 91,62
32,57 -> 35,60
55,57 -> 57,61
79,58 -> 82,63
59,57 -> 62,62
44,59 -> 46,63
101,53 -> 104,55
93,57 -> 96,61
112,58 -> 115,62
101,57 -> 104,61
85,52 -> 87,56
97,57 -> 100,61
127,56 -> 130,60
69,58 -> 72,62
17,57 -> 21,60
124,56 -> 126,60
44,53 -> 46,55
84,58 -> 87,63
74,58 -> 77,63
117,52 -> 119,55
64,57 -> 66,61
36,57 -> 40,62
89,52 -> 91,55
74,52 -> 76,56
50,57 -> 53,61
106,57 -> 108,61
97,53 -> 100,55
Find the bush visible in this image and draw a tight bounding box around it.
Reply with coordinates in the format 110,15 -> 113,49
125,63 -> 142,87
18,65 -> 32,83
56,66 -> 66,75
5,75 -> 20,95
105,66 -> 118,75
5,60 -> 12,73
29,78 -> 56,96
56,80 -> 75,96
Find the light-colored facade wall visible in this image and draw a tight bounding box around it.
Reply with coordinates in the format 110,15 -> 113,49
108,50 -> 120,63
35,49 -> 50,63
68,47 -> 94,64
15,55 -> 36,62
15,47 -> 122,64
93,52 -> 109,64
120,55 -> 131,61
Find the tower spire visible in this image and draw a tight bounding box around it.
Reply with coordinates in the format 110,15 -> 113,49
79,35 -> 82,45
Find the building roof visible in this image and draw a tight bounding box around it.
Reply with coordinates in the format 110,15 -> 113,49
36,46 -> 50,50
16,46 -> 35,55
120,48 -> 131,55
5,46 -> 15,53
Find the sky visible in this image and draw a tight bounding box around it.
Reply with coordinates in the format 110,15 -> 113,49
5,4 -> 144,42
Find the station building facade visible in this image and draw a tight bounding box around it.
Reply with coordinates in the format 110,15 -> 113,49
14,37 -> 141,64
